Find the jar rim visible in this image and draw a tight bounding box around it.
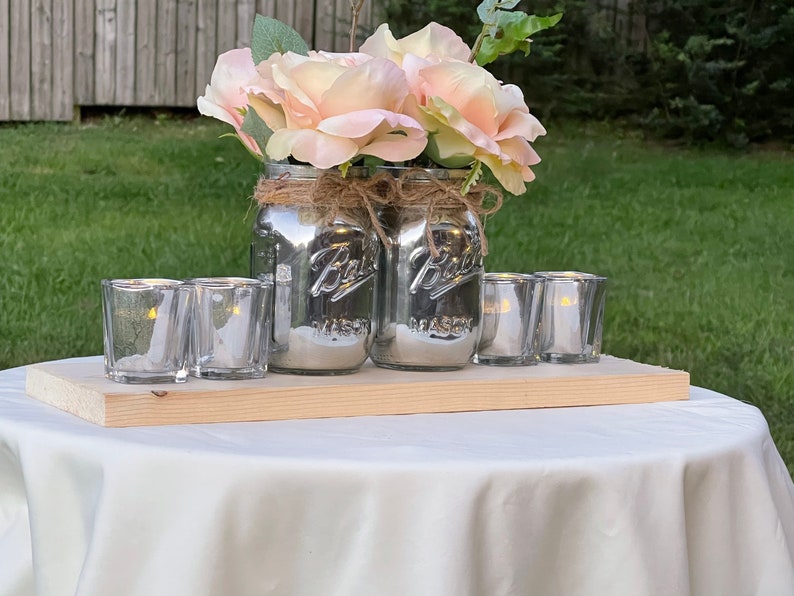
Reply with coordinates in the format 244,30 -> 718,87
264,162 -> 369,180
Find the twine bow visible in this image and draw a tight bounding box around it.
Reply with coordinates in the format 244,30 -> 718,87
254,171 -> 393,247
387,168 -> 503,257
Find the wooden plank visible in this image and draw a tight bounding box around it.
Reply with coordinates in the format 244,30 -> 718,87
135,0 -> 157,104
313,0 -> 335,52
74,0 -> 95,104
51,0 -> 74,119
155,0 -> 178,104
195,0 -> 217,101
0,0 -> 10,119
175,0 -> 197,106
31,0 -> 53,119
215,0 -> 237,53
294,0 -> 314,48
25,357 -> 690,428
279,0 -> 295,27
9,0 -> 31,119
114,0 -> 135,104
256,0 -> 275,19
334,0 -> 348,52
235,0 -> 255,47
94,0 -> 116,104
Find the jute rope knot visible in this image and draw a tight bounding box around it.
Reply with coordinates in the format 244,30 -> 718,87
254,171 -> 393,247
253,167 -> 503,257
387,168 -> 503,257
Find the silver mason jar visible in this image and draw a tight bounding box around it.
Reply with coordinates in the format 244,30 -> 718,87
370,167 -> 483,371
250,164 -> 379,375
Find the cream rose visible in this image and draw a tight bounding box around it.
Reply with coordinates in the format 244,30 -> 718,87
197,48 -> 263,156
247,51 -> 427,168
404,57 -> 546,195
359,22 -> 471,66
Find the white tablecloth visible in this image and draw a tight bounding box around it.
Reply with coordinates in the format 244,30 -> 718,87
1,357 -> 794,596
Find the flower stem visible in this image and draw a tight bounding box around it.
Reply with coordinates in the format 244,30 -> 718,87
349,0 -> 367,52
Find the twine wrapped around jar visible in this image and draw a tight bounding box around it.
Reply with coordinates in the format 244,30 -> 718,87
254,170 -> 393,247
381,168 -> 503,257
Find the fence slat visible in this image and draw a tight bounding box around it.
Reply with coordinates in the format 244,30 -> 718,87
52,0 -> 74,119
294,0 -> 314,47
0,0 -> 10,119
135,0 -> 157,104
74,0 -> 94,104
314,0 -> 335,52
31,0 -> 53,119
115,0 -> 135,104
195,0 -> 217,99
334,0 -> 349,52
235,0 -> 254,47
176,0 -> 197,106
216,0 -> 237,53
94,0 -> 116,104
155,0 -> 177,104
10,0 -> 32,119
256,0 -> 274,19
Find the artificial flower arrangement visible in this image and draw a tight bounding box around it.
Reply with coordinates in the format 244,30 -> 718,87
197,0 -> 561,196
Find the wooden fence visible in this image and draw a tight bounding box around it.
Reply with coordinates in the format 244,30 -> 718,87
0,0 -> 383,121
0,0 -> 650,122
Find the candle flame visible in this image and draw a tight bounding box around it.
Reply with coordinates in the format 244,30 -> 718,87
147,307 -> 157,319
560,296 -> 576,307
232,305 -> 240,315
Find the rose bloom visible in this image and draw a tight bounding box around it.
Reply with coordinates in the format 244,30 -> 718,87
247,51 -> 427,169
197,48 -> 263,156
359,22 -> 470,66
362,23 -> 546,195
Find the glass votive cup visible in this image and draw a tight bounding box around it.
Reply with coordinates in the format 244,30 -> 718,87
102,278 -> 192,384
474,273 -> 544,366
535,271 -> 608,363
187,277 -> 272,380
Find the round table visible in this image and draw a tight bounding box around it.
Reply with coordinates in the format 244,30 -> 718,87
2,357 -> 794,596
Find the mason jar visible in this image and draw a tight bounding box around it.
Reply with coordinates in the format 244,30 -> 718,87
251,163 -> 379,375
370,167 -> 483,371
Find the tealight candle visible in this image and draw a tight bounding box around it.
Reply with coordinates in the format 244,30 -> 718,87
101,278 -> 192,383
535,271 -> 607,363
187,277 -> 272,380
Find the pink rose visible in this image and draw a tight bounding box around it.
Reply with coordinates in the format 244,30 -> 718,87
247,52 -> 427,169
197,48 -> 263,156
360,22 -> 471,66
405,59 -> 546,195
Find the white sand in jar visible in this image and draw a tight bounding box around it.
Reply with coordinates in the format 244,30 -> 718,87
115,354 -> 158,371
271,326 -> 369,370
382,324 -> 476,366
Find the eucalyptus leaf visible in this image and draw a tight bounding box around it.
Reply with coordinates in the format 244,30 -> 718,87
461,161 -> 483,195
476,0 -> 521,25
476,11 -> 563,66
251,15 -> 309,63
240,107 -> 273,157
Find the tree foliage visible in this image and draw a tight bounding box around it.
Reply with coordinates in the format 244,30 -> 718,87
383,0 -> 794,144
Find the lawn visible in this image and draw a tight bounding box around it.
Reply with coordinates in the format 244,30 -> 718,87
1,114 -> 793,471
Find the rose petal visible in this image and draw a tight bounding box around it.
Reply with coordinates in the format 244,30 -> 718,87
266,129 -> 359,169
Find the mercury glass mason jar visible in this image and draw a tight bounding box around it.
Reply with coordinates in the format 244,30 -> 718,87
250,164 -> 379,375
370,167 -> 484,371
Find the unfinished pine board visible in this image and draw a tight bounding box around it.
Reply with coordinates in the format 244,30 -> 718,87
25,356 -> 690,428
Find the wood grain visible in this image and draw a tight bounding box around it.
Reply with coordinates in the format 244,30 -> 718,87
25,357 -> 690,428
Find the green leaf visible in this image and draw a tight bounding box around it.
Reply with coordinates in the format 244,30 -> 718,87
477,0 -> 521,25
476,11 -> 563,66
461,161 -> 483,195
240,107 -> 274,158
251,15 -> 309,63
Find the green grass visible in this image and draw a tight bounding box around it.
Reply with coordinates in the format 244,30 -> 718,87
2,115 -> 793,471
